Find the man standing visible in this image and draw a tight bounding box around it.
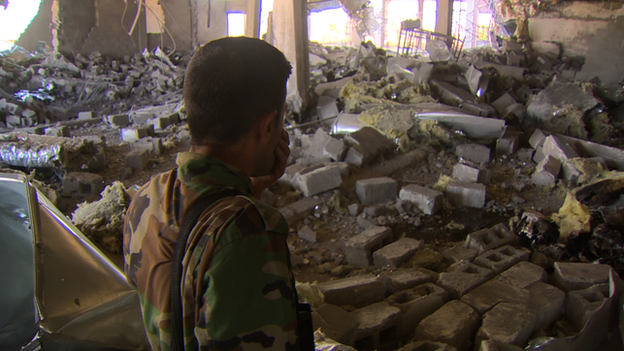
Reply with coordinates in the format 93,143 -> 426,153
123,37 -> 298,351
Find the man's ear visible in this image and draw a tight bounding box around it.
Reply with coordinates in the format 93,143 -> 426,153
257,110 -> 278,143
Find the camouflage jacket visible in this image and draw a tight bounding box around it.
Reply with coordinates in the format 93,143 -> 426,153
123,152 -> 299,351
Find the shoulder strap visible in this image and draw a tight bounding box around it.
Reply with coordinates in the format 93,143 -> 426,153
170,189 -> 241,351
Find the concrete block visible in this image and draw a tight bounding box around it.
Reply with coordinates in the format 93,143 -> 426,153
317,95 -> 340,119
106,114 -> 130,127
399,184 -> 443,215
475,303 -> 535,347
381,269 -> 437,295
542,135 -> 579,164
496,135 -> 518,155
533,145 -> 545,164
478,340 -> 524,351
465,224 -> 517,255
456,144 -> 491,164
496,261 -> 546,289
86,147 -> 106,172
22,108 -> 36,118
133,137 -> 163,156
415,300 -> 481,351
121,127 -> 150,143
131,112 -> 153,125
373,237 -> 421,269
125,149 -> 150,172
440,244 -> 477,269
294,165 -> 342,197
5,115 -> 20,128
344,226 -> 393,268
452,163 -> 490,184
149,116 -> 170,130
491,93 -> 517,115
278,198 -> 322,226
532,155 -> 561,186
297,225 -> 317,243
461,280 -> 530,315
437,261 -> 493,299
316,275 -> 385,308
44,126 -> 70,137
78,111 -> 93,120
62,172 -> 104,198
552,262 -> 613,292
348,203 -> 362,216
356,177 -> 398,204
473,245 -> 530,274
312,304 -> 358,346
566,284 -> 609,331
82,135 -> 106,146
398,341 -> 457,351
168,112 -> 180,125
351,301 -> 401,338
446,180 -> 486,208
528,282 -> 565,331
323,137 -> 347,161
387,283 -> 447,339
528,129 -> 547,149
516,148 -> 534,162
344,127 -> 395,167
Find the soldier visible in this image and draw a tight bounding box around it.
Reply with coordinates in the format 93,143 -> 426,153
123,37 -> 300,351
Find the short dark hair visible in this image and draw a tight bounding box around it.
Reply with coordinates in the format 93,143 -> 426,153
184,37 -> 292,145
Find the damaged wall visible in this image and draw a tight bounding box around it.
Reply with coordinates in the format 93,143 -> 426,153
529,1 -> 624,83
16,0 -> 54,52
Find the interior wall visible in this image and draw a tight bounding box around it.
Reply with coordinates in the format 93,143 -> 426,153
16,0 -> 54,52
54,0 -> 96,56
196,0 -> 246,46
160,0 -> 193,52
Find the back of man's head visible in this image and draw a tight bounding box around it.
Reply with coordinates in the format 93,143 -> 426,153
184,37 -> 292,146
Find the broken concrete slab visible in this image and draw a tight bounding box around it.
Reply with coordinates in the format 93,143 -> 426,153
532,155 -> 561,186
527,82 -> 602,122
344,127 -> 395,167
446,180 -> 486,208
356,177 -> 398,204
312,304 -> 358,346
399,184 -> 444,215
316,275 -> 385,308
475,302 -> 535,348
373,237 -> 421,269
474,60 -> 526,81
566,283 -> 610,331
437,261 -> 493,299
456,144 -> 491,164
317,95 -> 340,120
415,300 -> 481,351
351,301 -> 401,341
387,284 -> 446,340
496,261 -> 547,289
552,262 -> 613,292
442,242 -> 479,265
461,279 -> 530,315
344,226 -> 393,268
473,245 -> 530,274
381,269 -> 436,295
528,282 -> 565,332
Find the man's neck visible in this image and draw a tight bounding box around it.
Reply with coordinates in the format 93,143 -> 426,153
189,143 -> 255,176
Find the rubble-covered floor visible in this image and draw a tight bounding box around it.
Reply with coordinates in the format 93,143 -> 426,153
2,39 -> 624,351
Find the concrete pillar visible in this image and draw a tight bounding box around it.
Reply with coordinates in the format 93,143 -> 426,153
245,0 -> 261,38
271,0 -> 310,107
435,0 -> 453,35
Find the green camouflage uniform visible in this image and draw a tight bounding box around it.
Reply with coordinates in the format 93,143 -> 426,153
123,152 -> 299,351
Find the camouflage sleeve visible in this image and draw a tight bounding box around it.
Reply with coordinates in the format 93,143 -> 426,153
194,229 -> 299,351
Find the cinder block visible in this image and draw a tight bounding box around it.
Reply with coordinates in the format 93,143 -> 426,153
312,304 -> 358,346
344,226 -> 393,268
133,137 -> 163,156
473,245 -> 530,274
316,275 -> 385,308
44,126 -> 70,137
5,115 -> 20,128
381,269 -> 436,295
533,145 -> 545,163
452,163 -> 490,184
278,198 -> 322,226
317,95 -> 340,119
566,284 -> 609,331
356,177 -> 398,204
323,137 -> 347,161
456,144 -> 491,164
437,261 -> 493,299
442,242 -> 479,265
106,114 -> 130,127
398,341 -> 457,351
496,135 -> 519,155
125,149 -> 150,172
373,237 -> 421,269
387,283 -> 447,340
399,184 -> 443,215
478,340 -> 524,351
78,111 -> 93,120
446,180 -> 486,208
528,282 -> 565,331
496,261 -> 546,289
415,300 -> 481,351
532,155 -> 561,186
552,262 -> 613,292
344,127 -> 395,167
528,129 -> 547,149
62,172 -> 104,198
351,302 -> 401,342
465,223 -> 517,255
297,225 -> 317,243
542,135 -> 579,163
121,127 -> 150,143
294,165 -> 342,197
461,280 -> 530,315
516,148 -> 534,162
149,116 -> 170,130
475,303 -> 535,348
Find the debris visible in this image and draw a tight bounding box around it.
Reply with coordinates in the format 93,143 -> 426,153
551,193 -> 591,243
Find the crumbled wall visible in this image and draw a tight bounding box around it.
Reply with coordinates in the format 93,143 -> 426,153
54,0 -> 96,56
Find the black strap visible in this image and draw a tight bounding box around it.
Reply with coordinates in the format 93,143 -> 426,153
170,189 -> 240,351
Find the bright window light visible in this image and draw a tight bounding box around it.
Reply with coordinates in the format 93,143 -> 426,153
386,0 -> 419,48
422,0 -> 437,32
260,0 -> 274,39
0,0 -> 42,51
309,8 -> 352,46
227,12 -> 246,37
